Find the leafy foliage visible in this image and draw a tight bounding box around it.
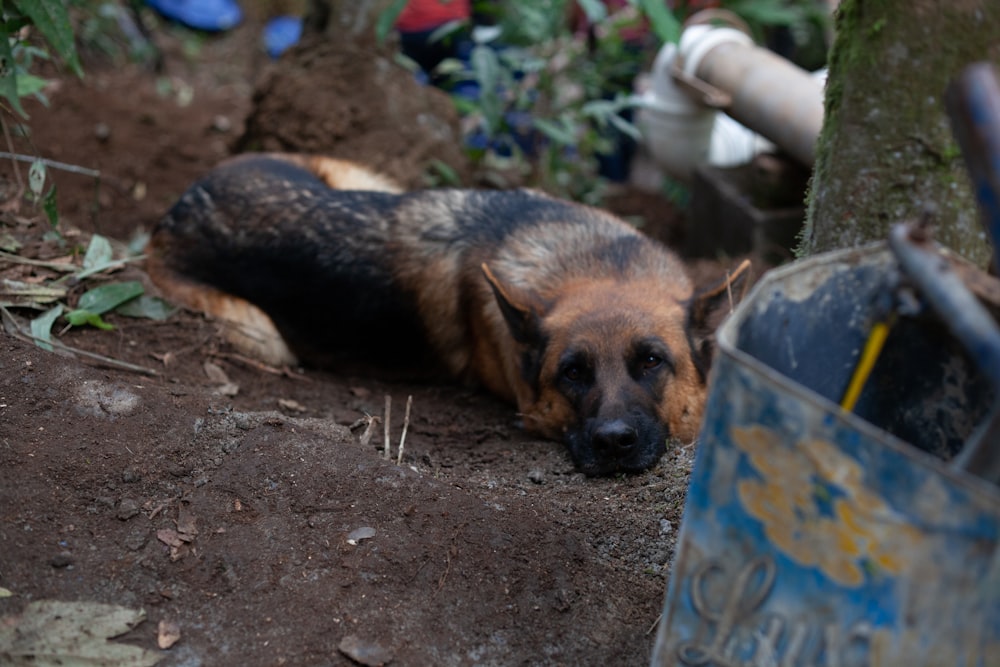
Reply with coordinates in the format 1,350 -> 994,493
394,0 -> 827,204
0,0 -> 82,117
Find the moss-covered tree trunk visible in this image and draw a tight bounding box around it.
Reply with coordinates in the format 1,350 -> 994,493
801,0 -> 1000,266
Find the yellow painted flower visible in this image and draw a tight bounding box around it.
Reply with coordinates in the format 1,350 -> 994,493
731,425 -> 925,587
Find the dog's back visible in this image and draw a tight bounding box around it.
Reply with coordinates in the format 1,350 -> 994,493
149,154 -> 684,374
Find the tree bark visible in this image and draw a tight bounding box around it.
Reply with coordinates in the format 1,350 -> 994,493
801,0 -> 1000,266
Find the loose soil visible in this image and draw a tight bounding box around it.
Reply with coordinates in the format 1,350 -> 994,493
0,13 -> 742,667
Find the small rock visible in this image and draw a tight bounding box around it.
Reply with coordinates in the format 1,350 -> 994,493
157,619 -> 182,649
659,519 -> 673,535
527,469 -> 545,485
211,115 -> 232,133
117,498 -> 141,521
346,526 -> 376,545
94,122 -> 111,142
338,634 -> 394,666
50,551 -> 73,568
122,468 -> 141,484
124,529 -> 148,551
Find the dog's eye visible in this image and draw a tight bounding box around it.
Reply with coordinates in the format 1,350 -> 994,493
563,364 -> 585,382
641,354 -> 663,371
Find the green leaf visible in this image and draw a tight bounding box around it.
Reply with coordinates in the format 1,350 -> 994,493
637,0 -> 681,44
471,45 -> 503,133
115,295 -> 175,321
376,0 -> 410,46
65,309 -> 114,330
30,304 -> 62,351
576,0 -> 608,23
28,159 -> 45,199
533,117 -> 576,146
42,184 -> 58,228
11,0 -> 83,76
0,232 -> 21,252
76,281 -> 144,315
0,26 -> 28,118
608,112 -> 642,141
82,234 -> 114,271
425,159 -> 461,187
15,72 -> 47,98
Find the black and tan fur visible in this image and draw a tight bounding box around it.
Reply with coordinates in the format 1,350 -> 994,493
147,153 -> 748,475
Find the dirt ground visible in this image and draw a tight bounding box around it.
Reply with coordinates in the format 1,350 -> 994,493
0,11 -> 742,667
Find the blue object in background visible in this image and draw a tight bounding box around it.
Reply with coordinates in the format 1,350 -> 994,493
263,16 -> 304,59
145,0 -> 242,32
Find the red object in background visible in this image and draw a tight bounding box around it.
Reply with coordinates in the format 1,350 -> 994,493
396,0 -> 471,33
571,0 -> 722,43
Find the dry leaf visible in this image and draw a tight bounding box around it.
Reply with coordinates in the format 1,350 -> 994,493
278,398 -> 307,413
203,361 -> 230,384
0,600 -> 159,666
155,528 -> 184,548
151,352 -> 175,366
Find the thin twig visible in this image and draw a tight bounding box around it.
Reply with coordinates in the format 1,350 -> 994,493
383,394 -> 392,460
0,250 -> 76,272
646,612 -> 662,636
726,268 -> 735,313
0,116 -> 26,196
396,395 -> 412,466
61,255 -> 146,283
1,305 -> 159,376
211,351 -> 312,381
0,151 -> 101,179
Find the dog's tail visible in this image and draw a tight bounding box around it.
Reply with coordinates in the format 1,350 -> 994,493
147,152 -> 402,367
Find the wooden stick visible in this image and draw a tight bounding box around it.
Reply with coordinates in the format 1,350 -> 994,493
1,305 -> 159,376
383,395 -> 392,460
397,395 -> 412,465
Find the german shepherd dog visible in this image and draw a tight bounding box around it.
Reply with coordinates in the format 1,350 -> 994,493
147,153 -> 748,476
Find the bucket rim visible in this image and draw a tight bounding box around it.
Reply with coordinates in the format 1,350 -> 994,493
714,242 -> 1000,500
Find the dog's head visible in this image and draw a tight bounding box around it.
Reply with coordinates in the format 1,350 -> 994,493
483,261 -> 750,476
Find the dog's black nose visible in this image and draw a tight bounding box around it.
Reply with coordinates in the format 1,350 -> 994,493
593,420 -> 638,455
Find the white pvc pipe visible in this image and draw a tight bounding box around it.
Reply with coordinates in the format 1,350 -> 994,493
678,25 -> 825,166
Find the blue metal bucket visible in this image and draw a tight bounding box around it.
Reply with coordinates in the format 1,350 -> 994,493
651,243 -> 1000,667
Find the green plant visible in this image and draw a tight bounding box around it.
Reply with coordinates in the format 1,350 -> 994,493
0,3 -> 173,374
441,0 -> 675,203
0,1 -> 82,118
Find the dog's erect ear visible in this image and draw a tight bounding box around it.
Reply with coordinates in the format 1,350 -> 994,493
482,263 -> 547,345
686,258 -> 752,376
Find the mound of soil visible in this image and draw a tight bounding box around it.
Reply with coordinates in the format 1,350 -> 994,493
0,12 -> 728,666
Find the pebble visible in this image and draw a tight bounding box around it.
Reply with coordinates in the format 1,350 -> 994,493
50,551 -> 73,568
117,498 -> 141,521
527,469 -> 545,484
346,527 -> 376,545
125,529 -> 148,551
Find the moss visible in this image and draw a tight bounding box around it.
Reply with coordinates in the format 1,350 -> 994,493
868,17 -> 886,37
803,0 -> 998,267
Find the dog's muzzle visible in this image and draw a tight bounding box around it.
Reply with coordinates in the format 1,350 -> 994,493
568,414 -> 667,476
